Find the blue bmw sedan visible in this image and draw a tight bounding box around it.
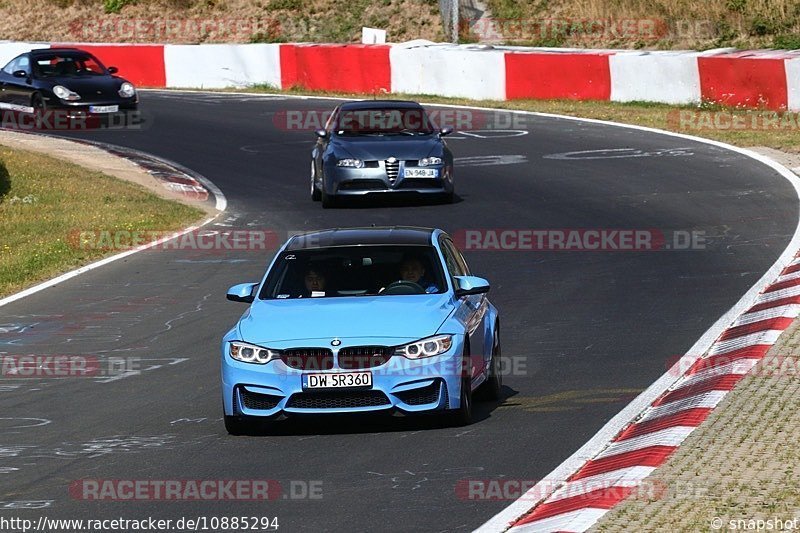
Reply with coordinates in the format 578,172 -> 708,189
221,227 -> 501,434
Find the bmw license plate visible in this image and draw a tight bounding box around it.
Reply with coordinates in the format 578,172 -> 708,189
404,168 -> 437,178
89,105 -> 119,113
303,372 -> 372,389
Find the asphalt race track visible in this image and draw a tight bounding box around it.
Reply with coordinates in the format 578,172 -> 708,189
1,91 -> 797,531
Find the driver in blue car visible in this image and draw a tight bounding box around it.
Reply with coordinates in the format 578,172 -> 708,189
398,256 -> 438,293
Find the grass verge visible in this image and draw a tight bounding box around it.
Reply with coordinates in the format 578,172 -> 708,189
0,144 -> 205,298
207,86 -> 800,153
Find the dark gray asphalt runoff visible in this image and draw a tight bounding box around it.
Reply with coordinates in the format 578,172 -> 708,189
0,91 -> 796,531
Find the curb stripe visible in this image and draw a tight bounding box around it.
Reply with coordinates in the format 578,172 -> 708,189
708,330 -> 783,355
615,407 -> 712,441
547,466 -> 656,503
717,317 -> 795,340
764,276 -> 800,293
732,305 -> 800,326
593,427 -> 696,459
642,390 -> 728,421
509,509 -> 609,533
687,345 -> 771,374
652,374 -> 743,406
748,294 -> 800,313
514,487 -> 634,524
678,359 -> 758,388
572,446 -> 677,480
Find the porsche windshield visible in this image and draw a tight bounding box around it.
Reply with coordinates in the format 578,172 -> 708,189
259,245 -> 447,299
335,108 -> 436,135
33,53 -> 108,77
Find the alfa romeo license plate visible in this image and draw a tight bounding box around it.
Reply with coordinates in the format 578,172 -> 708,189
403,168 -> 437,178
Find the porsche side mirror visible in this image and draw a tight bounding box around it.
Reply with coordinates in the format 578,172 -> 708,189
12,70 -> 27,78
227,283 -> 258,303
454,275 -> 490,298
315,128 -> 328,139
440,127 -> 453,136
107,66 -> 119,74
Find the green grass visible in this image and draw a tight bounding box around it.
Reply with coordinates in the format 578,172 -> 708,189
0,145 -> 204,297
201,85 -> 800,153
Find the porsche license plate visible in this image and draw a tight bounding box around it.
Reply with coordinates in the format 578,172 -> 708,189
303,372 -> 372,389
404,168 -> 437,178
89,105 -> 119,113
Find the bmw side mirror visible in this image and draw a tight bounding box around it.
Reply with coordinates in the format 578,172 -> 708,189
107,66 -> 119,74
314,128 -> 328,139
227,282 -> 258,303
454,275 -> 490,298
12,70 -> 27,78
440,127 -> 453,136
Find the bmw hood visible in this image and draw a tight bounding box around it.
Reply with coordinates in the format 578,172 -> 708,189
332,136 -> 441,161
238,294 -> 454,345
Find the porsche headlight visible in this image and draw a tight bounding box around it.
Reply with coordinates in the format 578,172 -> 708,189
418,156 -> 443,167
53,85 -> 81,101
229,341 -> 280,364
118,82 -> 136,98
394,335 -> 453,359
336,158 -> 364,168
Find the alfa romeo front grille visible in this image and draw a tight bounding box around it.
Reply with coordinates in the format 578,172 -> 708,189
385,159 -> 400,183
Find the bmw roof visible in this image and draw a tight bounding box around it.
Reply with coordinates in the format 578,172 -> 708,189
285,226 -> 437,250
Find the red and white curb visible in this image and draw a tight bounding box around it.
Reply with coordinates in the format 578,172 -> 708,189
480,250 -> 800,532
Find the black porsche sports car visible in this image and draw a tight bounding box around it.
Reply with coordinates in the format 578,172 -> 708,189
310,100 -> 455,208
0,48 -> 138,118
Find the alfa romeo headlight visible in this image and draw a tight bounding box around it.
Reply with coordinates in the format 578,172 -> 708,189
418,156 -> 443,167
394,335 -> 453,359
53,85 -> 81,101
229,341 -> 280,364
337,158 -> 364,168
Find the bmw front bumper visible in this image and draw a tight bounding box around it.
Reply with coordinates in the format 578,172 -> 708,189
221,336 -> 467,418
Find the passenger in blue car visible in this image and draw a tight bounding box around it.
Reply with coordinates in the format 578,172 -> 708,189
399,256 -> 438,294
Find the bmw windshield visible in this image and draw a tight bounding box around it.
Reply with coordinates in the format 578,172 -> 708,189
259,245 -> 447,299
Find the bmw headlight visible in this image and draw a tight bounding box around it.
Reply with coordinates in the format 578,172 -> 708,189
418,156 -> 443,167
394,335 -> 453,359
53,85 -> 81,101
336,158 -> 364,168
229,341 -> 280,364
118,82 -> 136,98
